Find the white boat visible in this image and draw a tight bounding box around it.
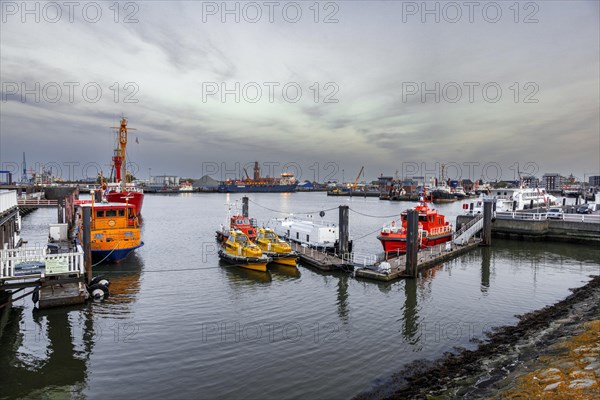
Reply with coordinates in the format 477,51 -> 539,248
271,215 -> 340,251
467,186 -> 557,214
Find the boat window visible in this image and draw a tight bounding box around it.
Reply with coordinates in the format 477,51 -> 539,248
244,218 -> 249,224
106,210 -> 117,217
124,231 -> 133,237
235,236 -> 247,243
419,215 -> 427,222
94,234 -> 104,239
96,211 -> 104,218
118,210 -> 125,217
128,209 -> 134,218
266,233 -> 276,239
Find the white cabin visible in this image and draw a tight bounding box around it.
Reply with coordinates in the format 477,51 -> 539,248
272,216 -> 338,249
466,187 -> 558,214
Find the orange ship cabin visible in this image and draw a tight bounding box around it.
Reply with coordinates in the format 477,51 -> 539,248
79,203 -> 144,263
229,216 -> 257,241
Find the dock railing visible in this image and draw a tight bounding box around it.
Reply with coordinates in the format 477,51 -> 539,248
0,245 -> 85,280
494,211 -> 600,223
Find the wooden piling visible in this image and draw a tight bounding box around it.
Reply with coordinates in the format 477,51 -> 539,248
405,209 -> 419,277
82,206 -> 92,284
338,205 -> 349,254
482,200 -> 493,246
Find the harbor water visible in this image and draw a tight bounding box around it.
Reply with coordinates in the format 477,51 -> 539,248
1,193 -> 599,399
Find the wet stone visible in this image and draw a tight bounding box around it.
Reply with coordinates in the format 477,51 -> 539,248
568,370 -> 594,379
568,379 -> 597,389
543,381 -> 563,391
584,361 -> 600,370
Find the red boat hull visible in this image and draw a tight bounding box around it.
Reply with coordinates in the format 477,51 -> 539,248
378,233 -> 452,254
106,191 -> 145,215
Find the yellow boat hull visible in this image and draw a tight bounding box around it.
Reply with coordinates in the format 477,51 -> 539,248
270,256 -> 298,267
241,261 -> 268,272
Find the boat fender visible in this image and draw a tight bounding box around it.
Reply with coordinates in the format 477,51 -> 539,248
88,283 -> 110,300
90,276 -> 106,286
31,286 -> 40,304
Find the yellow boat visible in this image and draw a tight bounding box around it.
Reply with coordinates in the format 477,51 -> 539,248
254,228 -> 298,267
218,229 -> 270,272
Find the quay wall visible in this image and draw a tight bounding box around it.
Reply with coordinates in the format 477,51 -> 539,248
456,215 -> 600,244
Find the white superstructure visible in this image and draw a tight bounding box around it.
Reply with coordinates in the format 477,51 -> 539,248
272,216 -> 338,249
468,187 -> 558,213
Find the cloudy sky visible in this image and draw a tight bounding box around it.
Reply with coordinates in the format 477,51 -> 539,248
1,1 -> 598,183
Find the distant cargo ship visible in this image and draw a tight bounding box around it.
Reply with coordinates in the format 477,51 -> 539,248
218,162 -> 297,193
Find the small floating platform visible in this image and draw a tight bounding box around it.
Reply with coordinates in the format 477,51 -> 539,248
290,242 -> 350,271
39,281 -> 87,309
355,238 -> 482,282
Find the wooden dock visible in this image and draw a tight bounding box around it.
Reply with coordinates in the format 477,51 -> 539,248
355,238 -> 483,282
291,238 -> 483,279
291,242 -> 351,271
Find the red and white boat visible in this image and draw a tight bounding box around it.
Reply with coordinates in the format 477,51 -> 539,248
215,203 -> 257,244
104,118 -> 144,214
377,191 -> 453,254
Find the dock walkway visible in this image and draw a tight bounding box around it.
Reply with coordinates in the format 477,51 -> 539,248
291,238 -> 483,282
355,238 -> 482,282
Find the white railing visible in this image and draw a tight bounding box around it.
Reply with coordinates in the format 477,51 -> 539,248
495,212 -> 600,223
341,252 -> 378,267
495,212 -> 548,220
562,214 -> 600,224
17,199 -> 58,206
0,190 -> 18,213
0,245 -> 84,280
454,217 -> 484,245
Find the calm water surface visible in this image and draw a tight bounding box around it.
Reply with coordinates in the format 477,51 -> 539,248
1,193 -> 599,399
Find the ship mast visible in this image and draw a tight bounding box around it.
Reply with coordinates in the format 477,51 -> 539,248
111,117 -> 136,191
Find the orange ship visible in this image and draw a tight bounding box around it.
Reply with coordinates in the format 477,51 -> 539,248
377,190 -> 453,254
105,117 -> 144,215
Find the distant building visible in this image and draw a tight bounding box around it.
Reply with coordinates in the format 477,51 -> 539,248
523,176 -> 540,188
150,175 -> 179,186
542,173 -> 566,191
589,175 -> 600,187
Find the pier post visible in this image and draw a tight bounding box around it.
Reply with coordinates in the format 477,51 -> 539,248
405,209 -> 419,277
482,200 -> 493,246
82,207 -> 92,284
338,205 -> 349,255
242,196 -> 249,217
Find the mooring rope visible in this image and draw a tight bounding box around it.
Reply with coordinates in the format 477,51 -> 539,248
91,240 -> 123,266
248,199 -> 338,215
348,208 -> 399,219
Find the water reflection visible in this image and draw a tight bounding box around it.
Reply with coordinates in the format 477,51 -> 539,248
94,254 -> 144,309
402,279 -> 418,344
481,247 -> 491,294
337,274 -> 350,324
269,264 -> 301,280
220,261 -> 273,285
0,305 -> 96,399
